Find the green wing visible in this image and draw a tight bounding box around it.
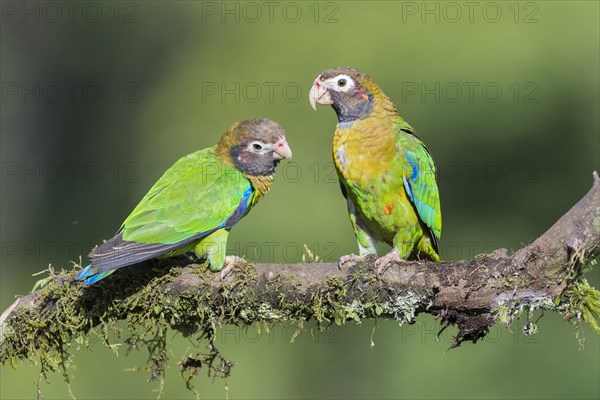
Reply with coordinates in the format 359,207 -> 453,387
121,147 -> 249,244
88,147 -> 252,273
398,124 -> 442,247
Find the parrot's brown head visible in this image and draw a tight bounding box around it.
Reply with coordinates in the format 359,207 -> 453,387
309,67 -> 395,123
217,118 -> 292,177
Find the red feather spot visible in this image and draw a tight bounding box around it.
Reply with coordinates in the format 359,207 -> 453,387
384,203 -> 394,215
277,142 -> 284,147
357,87 -> 368,100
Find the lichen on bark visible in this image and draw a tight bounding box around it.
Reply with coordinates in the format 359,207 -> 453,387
1,172 -> 599,397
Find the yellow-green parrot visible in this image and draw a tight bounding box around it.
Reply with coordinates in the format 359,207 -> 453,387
77,118 -> 292,283
309,67 -> 441,274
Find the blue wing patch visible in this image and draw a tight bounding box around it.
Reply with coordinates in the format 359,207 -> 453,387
224,184 -> 253,228
403,150 -> 440,248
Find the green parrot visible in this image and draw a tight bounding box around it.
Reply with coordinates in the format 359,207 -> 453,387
77,118 -> 292,284
309,67 -> 441,274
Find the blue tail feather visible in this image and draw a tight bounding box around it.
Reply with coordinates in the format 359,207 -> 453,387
76,264 -> 94,280
77,264 -> 115,285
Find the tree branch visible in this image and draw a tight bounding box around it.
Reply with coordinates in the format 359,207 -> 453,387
1,172 -> 599,382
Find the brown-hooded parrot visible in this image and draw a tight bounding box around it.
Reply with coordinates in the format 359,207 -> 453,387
77,118 -> 292,283
309,67 -> 441,274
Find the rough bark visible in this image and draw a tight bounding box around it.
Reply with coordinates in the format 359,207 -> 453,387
1,172 -> 599,381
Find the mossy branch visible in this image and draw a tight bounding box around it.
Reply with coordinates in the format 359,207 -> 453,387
1,172 -> 599,393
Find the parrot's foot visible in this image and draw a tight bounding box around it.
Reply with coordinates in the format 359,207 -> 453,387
338,253 -> 368,269
220,256 -> 246,280
375,251 -> 403,277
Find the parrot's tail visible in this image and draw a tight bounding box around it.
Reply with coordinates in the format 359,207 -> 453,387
76,264 -> 115,285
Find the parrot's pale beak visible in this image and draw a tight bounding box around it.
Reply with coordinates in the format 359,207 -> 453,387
272,139 -> 292,162
309,79 -> 333,111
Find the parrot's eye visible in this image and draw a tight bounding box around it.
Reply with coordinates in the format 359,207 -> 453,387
325,74 -> 353,92
251,142 -> 263,151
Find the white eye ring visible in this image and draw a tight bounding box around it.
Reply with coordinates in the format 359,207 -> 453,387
250,141 -> 265,151
324,74 -> 355,92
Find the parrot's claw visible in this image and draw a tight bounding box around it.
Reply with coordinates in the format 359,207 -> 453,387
375,251 -> 403,277
220,256 -> 246,280
338,253 -> 366,269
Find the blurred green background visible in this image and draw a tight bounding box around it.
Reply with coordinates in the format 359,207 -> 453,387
1,1 -> 599,399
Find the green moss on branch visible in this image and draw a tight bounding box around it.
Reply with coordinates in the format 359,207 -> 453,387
1,172 -> 599,397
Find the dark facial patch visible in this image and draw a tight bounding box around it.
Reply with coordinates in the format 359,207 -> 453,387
331,87 -> 374,123
227,118 -> 286,177
230,144 -> 276,176
318,67 -> 375,123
